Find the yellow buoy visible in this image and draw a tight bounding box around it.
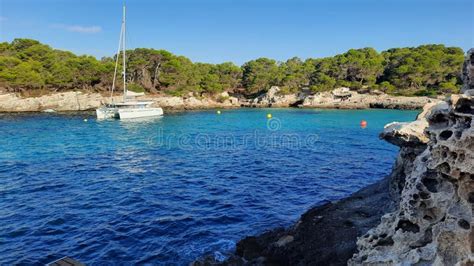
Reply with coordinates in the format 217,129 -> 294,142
267,113 -> 272,119
217,110 -> 221,114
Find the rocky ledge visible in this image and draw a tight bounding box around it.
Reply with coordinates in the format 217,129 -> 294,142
194,50 -> 473,265
246,86 -> 435,110
0,86 -> 434,112
0,91 -> 241,112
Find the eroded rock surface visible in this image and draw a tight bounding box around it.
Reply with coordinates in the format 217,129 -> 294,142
0,86 -> 434,112
462,49 -> 474,94
0,91 -> 107,112
350,94 -> 473,265
241,86 -> 432,109
248,86 -> 306,107
0,91 -> 242,112
301,89 -> 433,110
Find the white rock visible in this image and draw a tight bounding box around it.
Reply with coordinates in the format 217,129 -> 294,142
350,94 -> 473,265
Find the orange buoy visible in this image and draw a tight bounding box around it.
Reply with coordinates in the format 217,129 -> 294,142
360,120 -> 367,128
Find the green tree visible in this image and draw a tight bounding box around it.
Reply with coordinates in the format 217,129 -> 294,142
381,45 -> 464,95
0,38 -> 466,97
309,73 -> 336,92
340,48 -> 384,85
242,58 -> 282,94
213,62 -> 242,90
200,73 -> 223,93
279,57 -> 312,93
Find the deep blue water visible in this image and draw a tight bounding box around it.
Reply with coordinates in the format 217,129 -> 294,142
0,108 -> 418,265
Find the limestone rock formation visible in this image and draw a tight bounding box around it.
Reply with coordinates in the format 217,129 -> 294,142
249,86 -> 305,107
350,93 -> 473,265
0,91 -> 243,112
0,91 -> 108,112
462,49 -> 474,94
245,86 -> 432,109
0,86 -> 434,112
380,101 -> 441,147
301,88 -> 433,110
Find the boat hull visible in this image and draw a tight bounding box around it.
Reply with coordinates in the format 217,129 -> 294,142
96,107 -> 163,120
118,107 -> 164,119
96,107 -> 119,119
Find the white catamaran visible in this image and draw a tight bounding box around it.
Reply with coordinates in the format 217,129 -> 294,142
96,4 -> 163,120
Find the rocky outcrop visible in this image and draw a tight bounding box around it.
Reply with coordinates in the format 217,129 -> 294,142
148,93 -> 240,110
246,86 -> 306,107
380,101 -> 441,147
462,49 -> 473,94
350,93 -> 473,265
242,86 -> 433,110
0,87 -> 447,112
0,85 -> 434,112
0,91 -> 109,112
301,88 -> 434,110
0,91 -> 242,112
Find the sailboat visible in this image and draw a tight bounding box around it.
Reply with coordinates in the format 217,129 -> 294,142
96,4 -> 163,120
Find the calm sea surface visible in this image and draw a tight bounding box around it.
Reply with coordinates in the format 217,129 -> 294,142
0,108 -> 418,265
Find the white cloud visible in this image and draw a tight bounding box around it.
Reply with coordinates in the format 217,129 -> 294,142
52,24 -> 102,34
0,16 -> 7,22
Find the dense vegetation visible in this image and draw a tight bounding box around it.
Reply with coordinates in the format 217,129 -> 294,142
0,38 -> 465,97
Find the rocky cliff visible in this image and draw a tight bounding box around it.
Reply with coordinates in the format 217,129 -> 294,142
244,86 -> 434,110
0,91 -> 106,112
462,49 -> 473,94
0,86 -> 435,112
0,91 -> 241,112
350,93 -> 473,265
301,88 -> 434,110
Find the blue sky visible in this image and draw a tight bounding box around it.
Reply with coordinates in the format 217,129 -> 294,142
0,0 -> 473,65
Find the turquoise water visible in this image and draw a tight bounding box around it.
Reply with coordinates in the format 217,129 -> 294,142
0,108 -> 418,265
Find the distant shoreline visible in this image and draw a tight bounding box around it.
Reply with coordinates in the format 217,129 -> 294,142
0,87 -> 437,113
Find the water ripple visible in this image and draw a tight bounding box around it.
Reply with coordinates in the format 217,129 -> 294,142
0,109 -> 418,265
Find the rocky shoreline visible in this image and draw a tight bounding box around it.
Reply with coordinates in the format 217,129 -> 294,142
0,87 -> 435,113
193,49 -> 473,265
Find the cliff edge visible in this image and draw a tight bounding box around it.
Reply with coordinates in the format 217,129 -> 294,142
350,93 -> 473,265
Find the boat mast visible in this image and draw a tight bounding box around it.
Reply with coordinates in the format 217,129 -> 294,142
110,9 -> 124,102
122,4 -> 127,102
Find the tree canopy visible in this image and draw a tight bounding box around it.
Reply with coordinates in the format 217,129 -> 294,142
0,38 -> 466,97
